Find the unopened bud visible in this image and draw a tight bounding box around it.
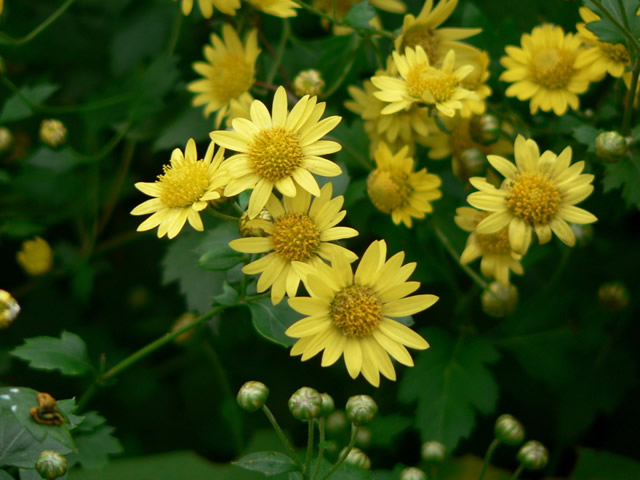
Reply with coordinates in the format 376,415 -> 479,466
355,426 -> 372,448
595,131 -> 628,162
288,386 -> 322,421
237,381 -> 269,412
171,312 -> 198,344
400,467 -> 426,480
341,447 -> 371,470
481,282 -> 518,318
35,450 -> 68,479
239,209 -> 272,237
326,410 -> 347,434
598,281 -> 629,312
421,441 -> 446,462
0,127 -> 12,152
293,69 -> 325,98
39,119 -> 67,148
453,148 -> 487,181
320,393 -> 335,416
16,236 -> 53,276
345,395 -> 377,426
494,414 -> 525,446
517,440 -> 548,471
470,114 -> 501,145
0,289 -> 21,329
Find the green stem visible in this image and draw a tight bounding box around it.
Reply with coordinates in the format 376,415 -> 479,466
320,424 -> 359,480
304,420 -> 315,476
207,207 -> 240,221
0,0 -> 77,46
266,19 -> 290,85
311,418 -> 326,480
262,405 -> 303,467
166,8 -> 183,56
509,464 -> 525,480
622,58 -> 640,136
477,438 -> 501,480
70,123 -> 132,163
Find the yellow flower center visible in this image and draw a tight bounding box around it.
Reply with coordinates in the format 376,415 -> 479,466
367,169 -> 413,213
249,127 -> 304,182
210,55 -> 254,103
401,27 -> 441,64
474,214 -> 511,254
507,173 -> 561,225
599,42 -> 630,64
330,285 -> 382,337
530,48 -> 575,90
271,213 -> 321,261
159,161 -> 210,208
406,65 -> 457,102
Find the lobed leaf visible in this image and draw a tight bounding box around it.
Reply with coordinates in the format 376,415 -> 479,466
232,451 -> 299,476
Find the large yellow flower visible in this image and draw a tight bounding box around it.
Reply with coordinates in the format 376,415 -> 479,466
467,135 -> 597,255
367,142 -> 442,227
372,47 -> 476,117
286,240 -> 437,387
500,24 -> 594,116
229,183 -> 358,304
187,25 -> 260,127
210,86 -> 342,219
176,0 -> 240,18
455,207 -> 523,286
245,0 -> 299,17
131,139 -> 228,239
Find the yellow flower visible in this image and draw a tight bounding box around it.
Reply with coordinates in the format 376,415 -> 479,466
455,207 -> 523,286
286,240 -> 437,387
467,135 -> 597,255
500,24 -> 594,116
131,139 -> 228,239
577,7 -> 630,79
0,289 -> 20,329
372,47 -> 476,117
175,0 -> 240,18
210,86 -> 342,219
456,50 -> 492,117
245,0 -> 299,17
17,237 -> 53,276
229,183 -> 358,304
367,142 -> 442,227
39,119 -> 67,148
395,0 -> 481,66
187,25 -> 260,127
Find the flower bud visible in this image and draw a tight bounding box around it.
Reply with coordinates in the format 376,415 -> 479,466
421,441 -> 446,462
400,467 -> 426,480
239,209 -> 272,237
595,131 -> 628,162
0,126 -> 12,152
453,148 -> 487,181
481,282 -> 518,318
171,312 -> 198,345
288,386 -> 322,421
237,381 -> 269,412
341,447 -> 371,470
345,395 -> 377,426
355,426 -> 372,448
35,450 -> 68,479
598,281 -> 629,312
39,119 -> 67,148
326,410 -> 347,434
470,114 -> 501,145
320,393 -> 335,416
16,237 -> 53,276
517,440 -> 548,471
293,69 -> 325,98
494,414 -> 525,446
0,289 -> 21,329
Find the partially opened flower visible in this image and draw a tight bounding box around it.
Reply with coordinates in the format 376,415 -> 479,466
211,86 -> 342,218
176,0 -> 240,18
131,139 -> 227,239
467,135 -> 597,255
286,240 -> 438,387
245,0 -> 299,17
229,183 -> 358,304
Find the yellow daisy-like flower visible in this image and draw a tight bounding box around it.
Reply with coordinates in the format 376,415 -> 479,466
187,25 -> 260,127
455,207 -> 523,286
576,7 -> 630,79
367,142 -> 442,227
500,24 -> 594,116
457,50 -> 492,117
286,240 -> 438,387
395,0 -> 481,66
131,139 -> 228,239
245,0 -> 299,17
229,183 -> 358,304
17,237 -> 53,276
467,135 -> 597,255
372,47 -> 476,117
210,86 -> 343,219
175,0 -> 240,18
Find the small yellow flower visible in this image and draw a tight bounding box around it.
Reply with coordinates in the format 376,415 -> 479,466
455,207 -> 523,286
188,25 -> 260,127
286,239 -> 438,387
294,70 -> 325,98
467,135 -> 597,255
17,237 -> 53,276
245,0 -> 299,17
210,86 -> 342,219
175,0 -> 240,18
0,289 -> 20,329
131,139 -> 228,239
367,142 -> 442,227
500,24 -> 594,115
39,119 -> 67,148
229,183 -> 358,304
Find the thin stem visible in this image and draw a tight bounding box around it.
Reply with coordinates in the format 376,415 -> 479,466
0,0 -> 77,46
266,19 -> 290,85
478,438 -> 501,480
311,418 -> 326,480
207,207 -> 240,221
509,464 -> 525,480
262,405 -> 303,467
304,420 -> 315,476
71,123 -> 132,163
166,8 -> 183,56
622,58 -> 639,136
320,424 -> 359,480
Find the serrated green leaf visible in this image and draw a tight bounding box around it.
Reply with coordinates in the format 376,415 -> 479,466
602,156 -> 640,209
342,0 -> 376,30
573,448 -> 640,480
572,125 -> 602,151
0,84 -> 58,123
213,282 -> 240,307
67,411 -> 123,470
0,470 -> 13,479
233,452 -> 299,476
247,298 -> 300,347
10,331 -> 93,377
398,328 -> 499,451
199,244 -> 246,271
367,414 -> 412,448
129,55 -> 180,124
25,147 -> 81,173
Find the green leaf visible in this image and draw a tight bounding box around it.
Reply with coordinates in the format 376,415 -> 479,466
398,328 -> 499,451
572,125 -> 602,152
602,156 -> 640,209
0,470 -> 13,480
128,55 -> 180,125
233,452 -> 299,476
199,244 -> 246,271
342,0 -> 376,30
153,106 -> 212,151
0,84 -> 58,123
25,147 -> 81,173
213,282 -> 240,307
18,469 -> 41,480
573,448 -> 640,480
367,414 -> 412,448
10,331 -> 93,377
67,411 -> 123,469
247,297 -> 300,347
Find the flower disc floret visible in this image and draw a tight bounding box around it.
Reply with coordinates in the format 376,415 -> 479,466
249,127 -> 304,182
530,48 -> 575,90
506,173 -> 561,225
331,285 -> 383,337
271,213 -> 321,261
367,170 -> 413,213
159,162 -> 210,208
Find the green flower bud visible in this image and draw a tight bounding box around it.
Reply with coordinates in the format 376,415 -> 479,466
421,441 -> 446,462
39,119 -> 67,148
345,395 -> 378,426
288,386 -> 322,421
293,69 -> 325,97
595,131 -> 628,162
400,467 -> 427,480
35,450 -> 68,479
494,414 -> 525,446
481,282 -> 518,318
326,410 -> 347,434
341,447 -> 371,470
470,114 -> 501,145
355,426 -> 372,448
0,289 -> 20,329
320,393 -> 335,416
598,281 -> 629,312
0,127 -> 12,152
453,148 -> 487,181
517,440 -> 548,471
237,381 -> 269,412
